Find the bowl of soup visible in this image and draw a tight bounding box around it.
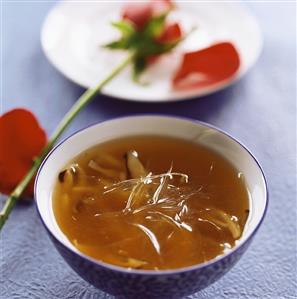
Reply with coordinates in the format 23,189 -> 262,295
35,115 -> 268,298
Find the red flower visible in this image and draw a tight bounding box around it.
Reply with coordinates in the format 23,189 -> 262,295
0,109 -> 47,196
122,3 -> 152,30
120,1 -> 182,70
172,42 -> 240,90
122,0 -> 173,30
157,22 -> 182,43
147,22 -> 182,64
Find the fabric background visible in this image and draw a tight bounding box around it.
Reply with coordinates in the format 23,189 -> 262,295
1,1 -> 296,298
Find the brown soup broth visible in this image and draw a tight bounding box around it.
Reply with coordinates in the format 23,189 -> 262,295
53,136 -> 249,270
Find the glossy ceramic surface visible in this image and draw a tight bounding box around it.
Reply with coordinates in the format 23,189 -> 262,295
41,2 -> 262,102
35,116 -> 268,298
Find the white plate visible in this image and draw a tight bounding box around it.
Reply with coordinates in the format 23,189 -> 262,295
41,1 -> 262,102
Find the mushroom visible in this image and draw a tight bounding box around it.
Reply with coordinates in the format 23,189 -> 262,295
58,165 -> 78,190
88,160 -> 121,179
58,164 -> 87,187
125,150 -> 147,179
97,152 -> 123,169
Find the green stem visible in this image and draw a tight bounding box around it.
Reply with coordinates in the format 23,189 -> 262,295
0,53 -> 133,231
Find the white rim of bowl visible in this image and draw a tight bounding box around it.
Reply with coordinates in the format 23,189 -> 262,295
35,115 -> 268,275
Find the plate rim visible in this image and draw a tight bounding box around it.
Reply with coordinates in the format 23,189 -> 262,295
40,1 -> 263,102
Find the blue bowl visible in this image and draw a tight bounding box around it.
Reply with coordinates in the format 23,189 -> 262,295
35,115 -> 268,298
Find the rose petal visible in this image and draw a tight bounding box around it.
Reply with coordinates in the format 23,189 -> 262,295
122,0 -> 173,30
157,22 -> 182,43
0,109 -> 47,196
172,42 -> 240,90
122,3 -> 153,30
147,23 -> 182,65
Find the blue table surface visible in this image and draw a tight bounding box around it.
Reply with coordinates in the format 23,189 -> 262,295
1,1 -> 296,298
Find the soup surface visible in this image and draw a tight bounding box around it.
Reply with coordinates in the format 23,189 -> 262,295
53,136 -> 249,270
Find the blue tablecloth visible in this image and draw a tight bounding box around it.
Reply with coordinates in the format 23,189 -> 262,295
1,1 -> 296,298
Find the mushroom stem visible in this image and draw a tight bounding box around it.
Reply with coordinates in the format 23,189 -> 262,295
125,150 -> 147,179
